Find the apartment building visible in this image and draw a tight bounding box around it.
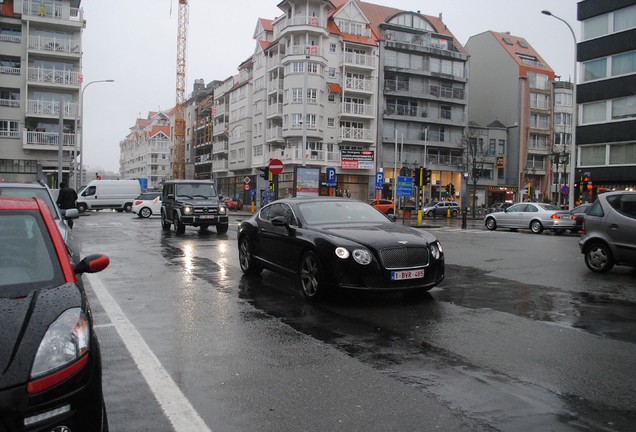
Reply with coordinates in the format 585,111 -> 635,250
466,31 -> 560,202
551,80 -> 574,206
0,0 -> 83,185
577,0 -> 636,197
119,111 -> 171,189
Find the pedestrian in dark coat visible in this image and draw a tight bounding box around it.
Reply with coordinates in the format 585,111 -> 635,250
57,181 -> 78,228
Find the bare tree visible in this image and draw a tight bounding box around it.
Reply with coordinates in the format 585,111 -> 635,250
460,128 -> 490,218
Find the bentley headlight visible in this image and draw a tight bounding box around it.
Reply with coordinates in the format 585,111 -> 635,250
430,241 -> 443,260
352,249 -> 372,265
183,206 -> 193,215
335,247 -> 350,259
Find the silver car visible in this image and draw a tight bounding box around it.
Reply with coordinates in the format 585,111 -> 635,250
0,181 -> 80,262
484,202 -> 576,234
579,191 -> 636,273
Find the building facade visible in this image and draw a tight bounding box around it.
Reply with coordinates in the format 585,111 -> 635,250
0,0 -> 83,186
577,0 -> 636,198
465,31 -> 563,203
119,112 -> 171,189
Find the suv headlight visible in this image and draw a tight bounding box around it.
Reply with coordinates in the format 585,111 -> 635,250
183,205 -> 193,215
219,206 -> 227,215
31,308 -> 89,379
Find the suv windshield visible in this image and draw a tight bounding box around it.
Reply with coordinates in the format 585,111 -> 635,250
175,183 -> 217,199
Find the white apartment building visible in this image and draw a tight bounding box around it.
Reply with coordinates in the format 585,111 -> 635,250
119,111 -> 171,190
0,0 -> 83,186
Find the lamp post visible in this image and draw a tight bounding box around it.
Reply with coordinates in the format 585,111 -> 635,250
542,10 -> 577,210
301,47 -> 309,167
75,79 -> 115,189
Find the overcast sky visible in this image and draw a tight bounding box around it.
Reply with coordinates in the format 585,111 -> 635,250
81,0 -> 579,173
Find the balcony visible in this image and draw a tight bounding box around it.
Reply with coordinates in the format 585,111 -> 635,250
0,65 -> 20,75
212,123 -> 228,137
266,127 -> 283,143
22,1 -> 83,26
288,45 -> 324,58
339,127 -> 373,143
27,100 -> 77,117
212,159 -> 229,172
274,16 -> 327,39
267,103 -> 283,119
28,67 -> 81,87
343,77 -> 374,93
23,130 -> 75,151
340,102 -> 374,118
213,142 -> 228,154
28,35 -> 80,56
265,148 -> 340,166
342,52 -> 376,69
268,79 -> 284,95
0,98 -> 20,108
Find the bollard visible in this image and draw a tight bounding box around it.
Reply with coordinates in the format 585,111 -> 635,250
462,209 -> 467,229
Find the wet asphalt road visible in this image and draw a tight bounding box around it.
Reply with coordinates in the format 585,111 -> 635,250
74,210 -> 636,432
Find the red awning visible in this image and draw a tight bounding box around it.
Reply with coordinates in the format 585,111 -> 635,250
327,83 -> 342,93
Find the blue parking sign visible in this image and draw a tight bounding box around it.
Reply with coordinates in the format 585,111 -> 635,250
326,167 -> 337,187
375,172 -> 384,190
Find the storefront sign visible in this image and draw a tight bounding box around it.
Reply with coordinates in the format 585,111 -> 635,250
340,150 -> 374,170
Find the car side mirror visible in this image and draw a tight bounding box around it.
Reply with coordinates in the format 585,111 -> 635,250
63,208 -> 79,219
271,216 -> 288,227
218,195 -> 224,200
75,254 -> 110,274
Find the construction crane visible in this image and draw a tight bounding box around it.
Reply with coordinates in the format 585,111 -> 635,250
172,0 -> 188,179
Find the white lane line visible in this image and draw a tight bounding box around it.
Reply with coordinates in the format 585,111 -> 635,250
87,273 -> 212,432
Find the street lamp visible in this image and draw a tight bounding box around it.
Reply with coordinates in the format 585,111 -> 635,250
542,10 -> 577,209
74,79 -> 115,189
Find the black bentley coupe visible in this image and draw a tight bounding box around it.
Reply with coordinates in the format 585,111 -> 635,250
237,197 -> 445,301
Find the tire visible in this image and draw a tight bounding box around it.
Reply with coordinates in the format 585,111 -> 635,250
299,251 -> 325,301
78,203 -> 88,213
485,217 -> 497,231
451,210 -> 458,217
161,211 -> 171,230
584,242 -> 614,273
216,223 -> 229,234
174,212 -> 185,234
124,203 -> 133,213
116,209 -> 124,213
387,209 -> 394,216
238,236 -> 262,275
530,220 -> 544,234
427,210 -> 434,217
139,207 -> 152,218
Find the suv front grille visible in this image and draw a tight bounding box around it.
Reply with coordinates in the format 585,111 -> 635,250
193,207 -> 219,215
379,247 -> 429,269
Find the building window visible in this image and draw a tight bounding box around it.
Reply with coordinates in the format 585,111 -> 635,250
292,88 -> 303,103
528,72 -> 549,90
612,51 -> 636,77
327,118 -> 335,127
0,120 -> 19,137
583,58 -> 607,81
582,101 -> 607,123
612,95 -> 636,120
328,67 -> 336,78
530,92 -> 549,109
329,43 -> 336,53
614,5 -> 636,32
555,93 -> 572,106
530,113 -> 549,129
554,113 -> 572,126
498,139 -> 506,155
582,13 -> 609,40
580,145 -> 606,166
328,93 -> 335,102
609,143 -> 636,165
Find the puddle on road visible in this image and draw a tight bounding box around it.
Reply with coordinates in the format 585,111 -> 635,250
438,265 -> 636,344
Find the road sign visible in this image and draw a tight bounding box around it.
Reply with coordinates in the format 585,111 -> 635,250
268,158 -> 284,175
375,172 -> 384,190
561,185 -> 570,196
325,167 -> 337,187
397,176 -> 414,197
244,176 -> 250,184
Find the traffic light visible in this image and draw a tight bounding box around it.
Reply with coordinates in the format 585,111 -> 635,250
445,183 -> 455,196
582,176 -> 590,191
425,168 -> 431,185
259,166 -> 269,180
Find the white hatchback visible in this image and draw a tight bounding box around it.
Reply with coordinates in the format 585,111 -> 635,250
132,192 -> 162,218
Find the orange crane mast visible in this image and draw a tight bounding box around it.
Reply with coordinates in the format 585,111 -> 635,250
172,0 -> 188,179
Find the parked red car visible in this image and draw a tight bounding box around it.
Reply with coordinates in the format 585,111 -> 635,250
224,198 -> 243,210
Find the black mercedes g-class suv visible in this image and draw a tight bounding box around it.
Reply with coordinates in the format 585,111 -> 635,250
161,180 -> 229,234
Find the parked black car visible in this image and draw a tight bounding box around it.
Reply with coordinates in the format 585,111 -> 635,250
0,196 -> 110,431
237,197 -> 445,301
579,191 -> 636,273
571,203 -> 593,233
161,180 -> 229,234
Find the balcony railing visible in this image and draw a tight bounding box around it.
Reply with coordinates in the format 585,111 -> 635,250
341,102 -> 374,117
343,77 -> 374,92
213,142 -> 228,154
22,1 -> 83,23
0,98 -> 20,108
0,66 -> 20,75
212,159 -> 229,172
342,52 -> 375,68
0,33 -> 21,43
265,148 -> 340,165
289,45 -> 324,58
275,16 -> 325,38
28,67 -> 81,86
28,35 -> 80,54
267,103 -> 283,117
340,127 -> 373,141
266,127 -> 283,142
27,100 -> 77,117
24,130 -> 75,148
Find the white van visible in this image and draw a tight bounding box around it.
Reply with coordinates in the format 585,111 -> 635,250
77,179 -> 142,213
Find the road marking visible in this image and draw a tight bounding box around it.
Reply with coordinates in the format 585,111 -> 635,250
87,274 -> 212,432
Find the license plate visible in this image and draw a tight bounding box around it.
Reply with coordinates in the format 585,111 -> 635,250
391,269 -> 425,280
198,215 -> 216,220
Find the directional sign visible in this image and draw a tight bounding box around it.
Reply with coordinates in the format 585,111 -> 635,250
325,167 -> 337,187
268,158 -> 284,175
375,172 -> 384,190
397,176 -> 414,197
